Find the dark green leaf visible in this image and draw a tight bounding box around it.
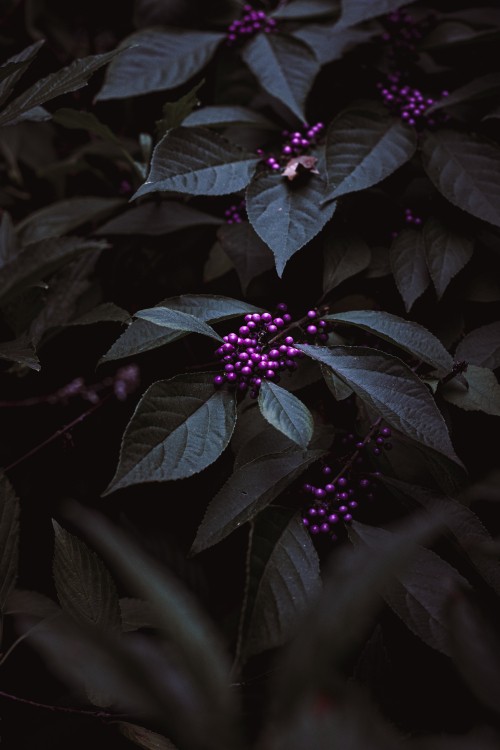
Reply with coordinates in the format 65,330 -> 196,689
0,474 -> 20,611
134,307 -> 224,343
96,29 -> 224,100
16,197 -> 123,245
70,302 -> 130,327
428,72 -> 500,113
156,80 -> 204,135
390,228 -> 431,311
133,127 -> 259,199
442,365 -> 500,416
216,223 -> 275,292
271,0 -> 339,20
191,449 -> 324,554
0,40 -> 45,107
95,200 -> 221,236
203,241 -> 234,283
242,507 -> 321,659
423,217 -> 474,299
184,105 -> 278,130
0,336 -> 39,371
52,521 -> 121,633
104,373 -> 237,493
324,103 -> 417,201
293,23 -> 377,65
455,322 -> 500,369
421,130 -> 500,229
297,344 -> 462,465
246,171 -> 336,277
324,310 -> 453,375
258,381 -> 313,448
322,365 -> 353,400
53,108 -> 136,169
117,723 -> 178,750
322,233 -> 371,292
101,295 -> 261,362
0,212 -> 18,266
338,0 -> 417,27
241,33 -> 320,122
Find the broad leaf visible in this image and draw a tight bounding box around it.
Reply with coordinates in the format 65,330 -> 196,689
322,233 -> 371,292
421,130 -> 500,229
0,40 -> 45,107
96,29 -> 224,100
293,24 -> 377,65
134,307 -> 224,343
258,381 -> 313,448
0,50 -> 120,127
390,228 -> 431,311
455,322 -> 500,369
0,474 -> 20,611
52,521 -> 121,632
427,71 -> 500,113
16,197 -> 123,245
95,200 -> 221,236
0,336 -> 40,371
442,365 -> 500,416
242,506 -> 321,659
423,217 -> 474,299
324,104 -> 417,201
118,723 -> 178,750
70,302 -> 130,327
156,80 -> 204,136
133,127 -> 260,198
297,344 -> 462,465
191,449 -> 324,554
324,310 -> 453,376
101,295 -> 261,362
104,373 -> 237,493
241,33 -> 320,122
246,171 -> 336,277
338,0 -> 417,27
216,223 -> 275,292
184,105 -> 277,130
351,521 -> 469,655
271,0 -> 339,20
322,366 -> 353,400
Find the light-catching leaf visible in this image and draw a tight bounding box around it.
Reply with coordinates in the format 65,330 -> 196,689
241,33 -> 320,122
95,200 -> 221,236
271,0 -> 339,20
423,217 -> 474,299
390,228 -> 431,311
338,0 -> 417,27
455,322 -> 500,369
258,381 -> 313,448
324,310 -> 453,375
52,521 -> 121,632
117,723 -> 178,750
0,336 -> 40,371
16,197 -> 123,245
134,308 -> 223,343
96,29 -> 224,100
133,127 -> 260,199
184,105 -> 277,130
322,233 -> 371,292
324,104 -> 417,201
242,506 -> 321,659
297,344 -> 462,465
0,40 -> 45,108
292,23 -> 377,65
0,474 -> 20,611
246,171 -> 336,277
421,130 -> 500,229
442,365 -> 500,416
104,373 -> 237,493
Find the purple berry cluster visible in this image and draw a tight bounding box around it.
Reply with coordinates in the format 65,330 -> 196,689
390,207 -> 423,240
377,73 -> 449,128
257,122 -> 324,172
381,9 -> 426,62
226,5 -> 276,45
224,200 -> 246,224
213,305 -> 331,397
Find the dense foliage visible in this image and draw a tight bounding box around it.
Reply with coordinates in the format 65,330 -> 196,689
1,0 -> 500,747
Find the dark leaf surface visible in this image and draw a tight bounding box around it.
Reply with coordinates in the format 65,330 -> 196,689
216,223 -> 275,292
390,228 -> 431,311
423,217 -> 474,299
258,380 -> 314,448
322,233 -> 371,292
455,322 -> 500,369
95,201 -> 221,236
442,365 -> 500,416
0,474 -> 20,610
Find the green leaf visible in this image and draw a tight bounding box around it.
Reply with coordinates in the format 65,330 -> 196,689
104,373 -> 237,493
0,474 -> 20,611
156,80 -> 204,135
52,521 -> 121,633
297,344 -> 462,465
0,336 -> 40,371
455,322 -> 500,369
95,200 -> 221,236
324,310 -> 454,376
427,72 -> 500,113
96,29 -> 224,100
184,105 -> 278,130
338,0 -> 416,27
101,295 -> 261,362
324,104 -> 417,201
421,130 -> 500,229
242,507 -> 321,659
134,307 -> 224,343
16,196 -> 123,245
258,381 -> 313,448
133,127 -> 260,199
292,24 -> 377,65
322,233 -> 371,293
390,228 -> 431,311
0,50 -> 120,127
216,222 -> 275,293
191,449 -> 324,554
117,723 -> 178,750
241,33 -> 320,122
423,217 -> 474,299
0,40 -> 45,108
442,365 -> 500,416
246,171 -> 336,277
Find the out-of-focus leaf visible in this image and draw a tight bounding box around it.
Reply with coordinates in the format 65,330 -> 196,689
0,336 -> 40,371
16,197 -> 123,245
0,40 -> 45,107
322,234 -> 371,293
0,474 -> 20,612
117,723 -> 178,750
216,223 -> 275,292
455,322 -> 500,369
95,200 -> 221,236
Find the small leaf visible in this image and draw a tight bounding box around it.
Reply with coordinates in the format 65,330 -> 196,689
324,309 -> 454,376
427,71 -> 500,113
0,336 -> 40,371
184,105 -> 277,130
104,373 -> 237,493
423,217 -> 474,299
70,302 -> 131,327
95,200 -> 221,236
258,381 -> 313,448
297,344 -> 462,465
390,228 -> 431,311
0,40 -> 45,108
242,507 -> 321,659
324,103 -> 417,201
241,33 -> 320,122
156,80 -> 204,135
134,307 -> 224,343
421,130 -> 500,229
53,109 -> 136,169
322,233 -> 371,293
216,223 -> 275,292
133,127 -> 260,199
338,0 -> 416,27
96,29 -> 224,100
455,322 -> 500,369
442,365 -> 500,416
52,521 -> 121,633
191,449 -> 324,554
117,723 -> 178,750
246,171 -> 336,277
0,474 -> 20,611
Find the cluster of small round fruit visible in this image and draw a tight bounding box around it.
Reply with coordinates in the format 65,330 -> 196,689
224,200 -> 246,224
226,5 -> 277,45
390,207 -> 424,240
381,8 -> 427,61
257,122 -> 325,171
213,305 -> 331,397
377,73 -> 448,128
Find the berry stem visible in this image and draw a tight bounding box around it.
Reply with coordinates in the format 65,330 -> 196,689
0,689 -> 130,721
330,417 -> 383,485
